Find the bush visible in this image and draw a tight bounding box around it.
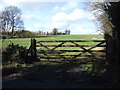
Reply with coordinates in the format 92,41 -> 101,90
2,43 -> 27,64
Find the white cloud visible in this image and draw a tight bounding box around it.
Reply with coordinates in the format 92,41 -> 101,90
21,11 -> 33,21
51,3 -> 98,34
67,8 -> 85,21
53,1 -> 78,12
22,11 -> 45,22
0,0 -> 5,11
53,5 -> 60,11
61,1 -> 78,11
52,1 -> 98,22
34,22 -> 68,29
51,22 -> 68,29
34,23 -> 42,29
2,0 -> 21,7
52,12 -> 67,21
71,25 -> 98,34
4,0 -> 17,5
2,0 -> 44,11
2,0 -> 37,3
0,5 -> 4,11
52,8 -> 86,22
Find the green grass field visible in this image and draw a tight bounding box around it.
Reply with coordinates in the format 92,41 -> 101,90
2,34 -> 104,49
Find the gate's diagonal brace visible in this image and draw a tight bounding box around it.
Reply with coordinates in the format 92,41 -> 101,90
39,42 -> 50,50
71,41 -> 88,59
73,41 -> 106,59
39,42 -> 51,60
73,49 -> 88,59
51,42 -> 67,59
87,41 -> 106,51
40,42 -> 67,60
51,42 -> 66,51
71,41 -> 87,51
85,41 -> 106,57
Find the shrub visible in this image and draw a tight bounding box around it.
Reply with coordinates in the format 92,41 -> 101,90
2,43 -> 27,64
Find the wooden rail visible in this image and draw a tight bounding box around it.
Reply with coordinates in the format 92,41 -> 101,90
39,50 -> 106,52
36,45 -> 106,47
37,40 -> 105,42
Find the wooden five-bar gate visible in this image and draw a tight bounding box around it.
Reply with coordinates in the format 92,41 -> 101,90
27,39 -> 106,61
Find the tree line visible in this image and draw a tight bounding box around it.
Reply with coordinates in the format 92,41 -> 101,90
38,28 -> 70,35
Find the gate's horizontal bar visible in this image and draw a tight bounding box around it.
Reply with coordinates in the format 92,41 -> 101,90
37,40 -> 106,43
37,57 -> 97,62
37,54 -> 106,57
38,50 -> 106,52
36,45 -> 106,47
38,54 -> 82,56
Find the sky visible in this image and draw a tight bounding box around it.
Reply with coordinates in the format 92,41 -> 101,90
0,0 -> 106,34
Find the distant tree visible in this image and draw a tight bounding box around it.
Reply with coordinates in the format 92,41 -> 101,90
38,30 -> 42,35
43,32 -> 46,35
46,31 -> 49,35
65,30 -> 67,35
0,6 -> 24,37
39,30 -> 45,35
52,28 -> 58,35
68,30 -> 71,35
65,30 -> 71,35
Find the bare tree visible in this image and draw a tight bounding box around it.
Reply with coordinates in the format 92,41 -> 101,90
65,30 -> 70,35
0,6 -> 24,37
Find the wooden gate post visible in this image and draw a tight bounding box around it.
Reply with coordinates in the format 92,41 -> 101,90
33,38 -> 37,58
31,38 -> 33,57
31,38 -> 37,58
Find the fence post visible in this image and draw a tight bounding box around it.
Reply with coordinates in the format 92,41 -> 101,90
33,38 -> 37,58
31,38 -> 33,57
31,38 -> 37,58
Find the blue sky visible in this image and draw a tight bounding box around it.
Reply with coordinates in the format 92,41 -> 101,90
0,0 -> 103,34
